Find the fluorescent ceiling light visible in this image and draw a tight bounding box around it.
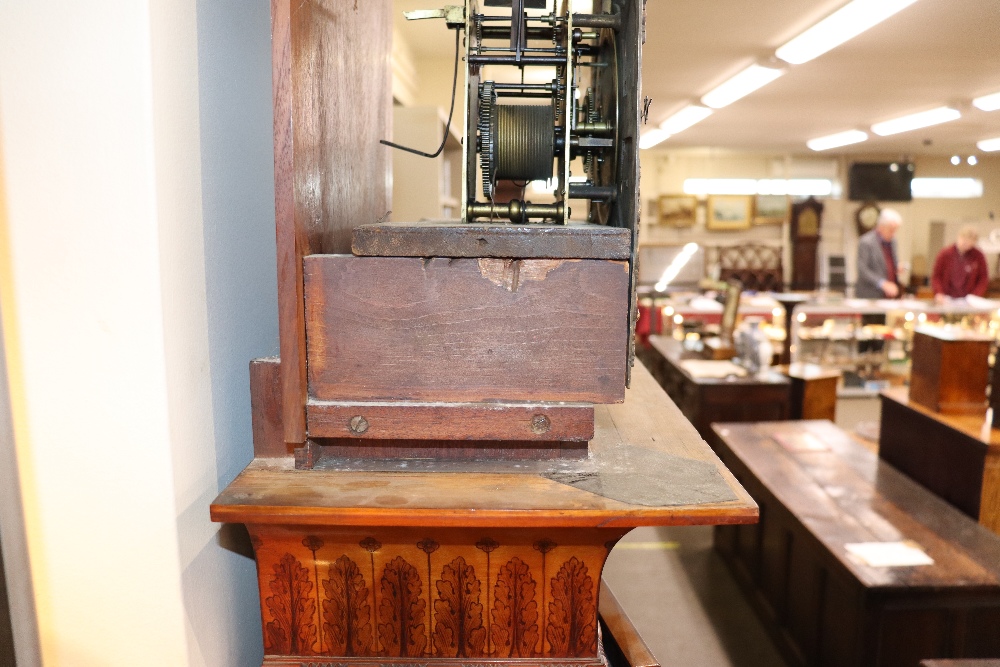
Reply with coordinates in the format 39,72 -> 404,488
807,129 -> 868,151
701,65 -> 784,109
973,91 -> 1000,112
655,242 -> 700,292
776,0 -> 919,65
659,105 -> 713,135
684,178 -> 833,196
978,137 -> 1000,152
639,128 -> 670,149
911,178 -> 983,199
871,107 -> 960,136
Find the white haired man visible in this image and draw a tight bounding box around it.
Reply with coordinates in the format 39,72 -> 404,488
856,208 -> 903,299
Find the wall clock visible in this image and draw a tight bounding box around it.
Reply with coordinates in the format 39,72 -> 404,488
855,202 -> 881,236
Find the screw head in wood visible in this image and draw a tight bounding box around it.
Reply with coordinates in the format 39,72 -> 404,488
349,415 -> 369,434
530,414 -> 551,434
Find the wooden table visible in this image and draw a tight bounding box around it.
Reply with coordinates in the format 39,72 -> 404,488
643,335 -> 790,441
213,362 -> 756,666
880,387 -> 1000,535
712,419 -> 1000,667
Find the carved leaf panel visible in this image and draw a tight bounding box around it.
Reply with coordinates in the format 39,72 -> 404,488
264,553 -> 318,655
491,557 -> 539,658
433,556 -> 486,658
378,556 -> 427,657
322,555 -> 374,656
546,557 -> 597,657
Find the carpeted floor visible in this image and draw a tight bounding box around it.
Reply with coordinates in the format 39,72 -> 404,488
603,525 -> 790,667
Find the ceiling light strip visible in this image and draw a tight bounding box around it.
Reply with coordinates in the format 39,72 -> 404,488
701,65 -> 785,109
776,0 -> 920,65
973,91 -> 1000,112
659,105 -> 713,135
977,137 -> 1000,152
807,129 -> 869,151
870,106 -> 960,136
639,128 -> 670,150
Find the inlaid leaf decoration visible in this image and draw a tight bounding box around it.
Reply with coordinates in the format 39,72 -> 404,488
264,553 -> 318,655
433,556 -> 486,658
491,557 -> 538,658
378,556 -> 427,657
546,556 -> 597,657
322,555 -> 374,657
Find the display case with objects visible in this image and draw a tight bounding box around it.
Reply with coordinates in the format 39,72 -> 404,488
789,297 -> 1000,394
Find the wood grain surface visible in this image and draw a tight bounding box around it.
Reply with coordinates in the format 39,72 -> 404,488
777,364 -> 839,421
909,330 -> 991,415
306,400 -> 594,442
252,358 -> 291,458
272,0 -> 307,443
351,222 -> 631,260
880,387 -> 1000,535
713,419 -> 1000,667
714,419 -> 1000,590
248,525 -> 621,663
210,362 -> 757,528
272,0 -> 393,443
304,256 -> 629,404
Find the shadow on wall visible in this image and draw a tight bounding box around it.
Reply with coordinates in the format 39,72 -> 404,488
182,0 -> 279,665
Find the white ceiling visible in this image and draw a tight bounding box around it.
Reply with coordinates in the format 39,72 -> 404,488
395,0 -> 1000,157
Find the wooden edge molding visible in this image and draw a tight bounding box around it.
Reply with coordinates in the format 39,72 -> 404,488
351,222 -> 632,260
306,400 -> 595,442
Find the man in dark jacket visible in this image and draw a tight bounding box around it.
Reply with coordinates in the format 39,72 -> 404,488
856,208 -> 902,299
931,226 -> 989,300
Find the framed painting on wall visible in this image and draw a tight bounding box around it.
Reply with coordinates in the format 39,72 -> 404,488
657,194 -> 698,227
754,194 -> 788,225
706,195 -> 752,231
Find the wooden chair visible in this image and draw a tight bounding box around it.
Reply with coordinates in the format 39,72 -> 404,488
715,243 -> 784,292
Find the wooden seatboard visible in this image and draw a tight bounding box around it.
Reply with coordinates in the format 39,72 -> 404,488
304,255 -> 629,404
307,400 -> 594,441
712,420 -> 1000,590
211,362 -> 757,528
352,221 -> 631,260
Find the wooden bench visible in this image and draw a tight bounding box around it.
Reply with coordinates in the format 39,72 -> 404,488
712,420 -> 1000,667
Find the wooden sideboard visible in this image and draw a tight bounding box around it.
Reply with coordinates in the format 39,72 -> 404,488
642,335 -> 790,442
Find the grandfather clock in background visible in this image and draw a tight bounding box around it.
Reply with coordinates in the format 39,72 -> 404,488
790,196 -> 823,290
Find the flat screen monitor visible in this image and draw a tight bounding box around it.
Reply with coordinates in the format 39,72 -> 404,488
848,162 -> 914,201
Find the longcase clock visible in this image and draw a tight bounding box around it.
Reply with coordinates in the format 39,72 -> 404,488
790,196 -> 823,291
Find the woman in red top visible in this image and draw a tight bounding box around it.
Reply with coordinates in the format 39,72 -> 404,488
931,226 -> 989,300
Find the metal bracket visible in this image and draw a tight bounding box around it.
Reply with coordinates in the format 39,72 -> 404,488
403,5 -> 466,29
